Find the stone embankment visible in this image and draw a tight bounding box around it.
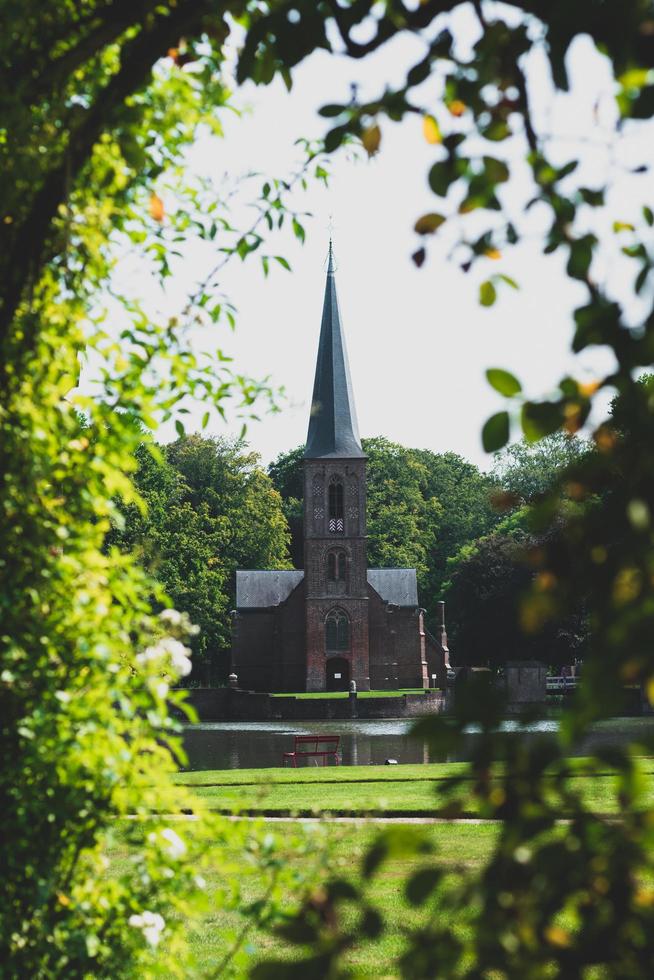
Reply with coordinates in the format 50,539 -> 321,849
177,688 -> 447,722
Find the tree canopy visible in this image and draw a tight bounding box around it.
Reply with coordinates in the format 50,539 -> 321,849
111,435 -> 291,679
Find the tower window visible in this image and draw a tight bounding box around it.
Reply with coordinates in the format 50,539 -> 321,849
327,550 -> 347,581
325,610 -> 349,651
328,478 -> 344,533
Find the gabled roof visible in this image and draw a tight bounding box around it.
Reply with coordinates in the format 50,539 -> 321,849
235,568 -> 420,609
367,569 -> 419,606
305,243 -> 364,459
236,570 -> 304,609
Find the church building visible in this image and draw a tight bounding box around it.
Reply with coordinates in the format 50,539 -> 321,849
231,245 -> 449,692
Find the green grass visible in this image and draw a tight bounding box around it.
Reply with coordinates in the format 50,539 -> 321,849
269,688 -> 435,699
176,760 -> 654,817
108,819 -> 498,976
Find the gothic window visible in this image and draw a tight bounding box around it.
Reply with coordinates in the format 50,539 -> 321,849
325,609 -> 349,651
328,477 -> 344,533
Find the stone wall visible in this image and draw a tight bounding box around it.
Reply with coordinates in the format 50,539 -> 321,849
178,688 -> 447,722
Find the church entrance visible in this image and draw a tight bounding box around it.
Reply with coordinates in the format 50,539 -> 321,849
326,657 -> 350,692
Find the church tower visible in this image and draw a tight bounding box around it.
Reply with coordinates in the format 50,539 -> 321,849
303,243 -> 370,691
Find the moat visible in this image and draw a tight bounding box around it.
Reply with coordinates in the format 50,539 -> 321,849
181,716 -> 654,771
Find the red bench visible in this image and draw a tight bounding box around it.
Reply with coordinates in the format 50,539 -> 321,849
282,734 -> 341,767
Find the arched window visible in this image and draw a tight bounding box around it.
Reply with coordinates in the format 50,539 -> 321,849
328,477 -> 344,533
325,610 -> 349,651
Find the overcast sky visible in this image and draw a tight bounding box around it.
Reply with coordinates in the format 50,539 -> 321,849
106,12 -> 650,469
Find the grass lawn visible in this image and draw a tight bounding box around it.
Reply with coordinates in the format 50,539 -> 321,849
108,819 -> 499,976
109,759 -> 654,974
269,689 -> 436,699
176,760 -> 654,817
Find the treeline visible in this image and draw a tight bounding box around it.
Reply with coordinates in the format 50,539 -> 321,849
110,431 -> 592,681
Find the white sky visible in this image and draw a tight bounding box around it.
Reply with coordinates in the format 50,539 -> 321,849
106,13 -> 652,470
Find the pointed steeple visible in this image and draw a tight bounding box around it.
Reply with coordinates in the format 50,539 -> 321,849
305,243 -> 364,459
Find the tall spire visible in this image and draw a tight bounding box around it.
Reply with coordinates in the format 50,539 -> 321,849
305,243 -> 364,459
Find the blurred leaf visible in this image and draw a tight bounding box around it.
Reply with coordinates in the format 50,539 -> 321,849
423,115 -> 442,144
482,412 -> 510,451
149,193 -> 165,222
428,162 -> 454,197
414,213 -> 446,235
362,124 -> 382,156
486,368 -> 522,397
479,280 -> 497,306
521,401 -> 564,442
406,867 -> 442,906
566,235 -> 596,280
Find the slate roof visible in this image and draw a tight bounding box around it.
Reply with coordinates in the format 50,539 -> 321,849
367,569 -> 419,606
235,568 -> 419,609
236,570 -> 304,609
305,243 -> 364,459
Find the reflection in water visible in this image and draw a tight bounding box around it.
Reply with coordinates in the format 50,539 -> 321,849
181,717 -> 654,771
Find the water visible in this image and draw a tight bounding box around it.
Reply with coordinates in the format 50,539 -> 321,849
181,716 -> 654,771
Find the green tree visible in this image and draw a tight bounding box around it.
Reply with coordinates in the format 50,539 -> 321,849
492,432 -> 591,503
112,435 -> 291,681
364,437 -> 442,588
445,516 -> 589,669
413,448 -> 500,610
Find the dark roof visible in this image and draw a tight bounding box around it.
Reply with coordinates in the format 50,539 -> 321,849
305,244 -> 364,459
235,568 -> 419,609
367,569 -> 418,606
236,570 -> 304,609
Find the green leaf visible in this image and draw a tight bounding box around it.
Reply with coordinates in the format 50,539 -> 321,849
483,156 -> 509,184
635,265 -> 650,294
579,187 -> 604,207
486,368 -> 522,397
498,273 -> 519,290
482,411 -> 510,452
481,119 -> 511,141
274,256 -> 291,271
566,235 -> 595,281
201,411 -> 210,429
643,205 -> 654,226
406,867 -> 442,906
521,401 -> 564,442
613,220 -> 635,232
324,125 -> 347,152
479,280 -> 497,307
319,104 -> 345,118
361,907 -> 384,937
174,419 -> 185,438
275,916 -> 319,944
428,161 -> 454,197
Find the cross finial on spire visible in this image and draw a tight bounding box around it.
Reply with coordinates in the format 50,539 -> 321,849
327,215 -> 336,274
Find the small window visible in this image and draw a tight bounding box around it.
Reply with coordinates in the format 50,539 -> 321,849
325,610 -> 349,651
327,550 -> 347,582
328,479 -> 344,533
